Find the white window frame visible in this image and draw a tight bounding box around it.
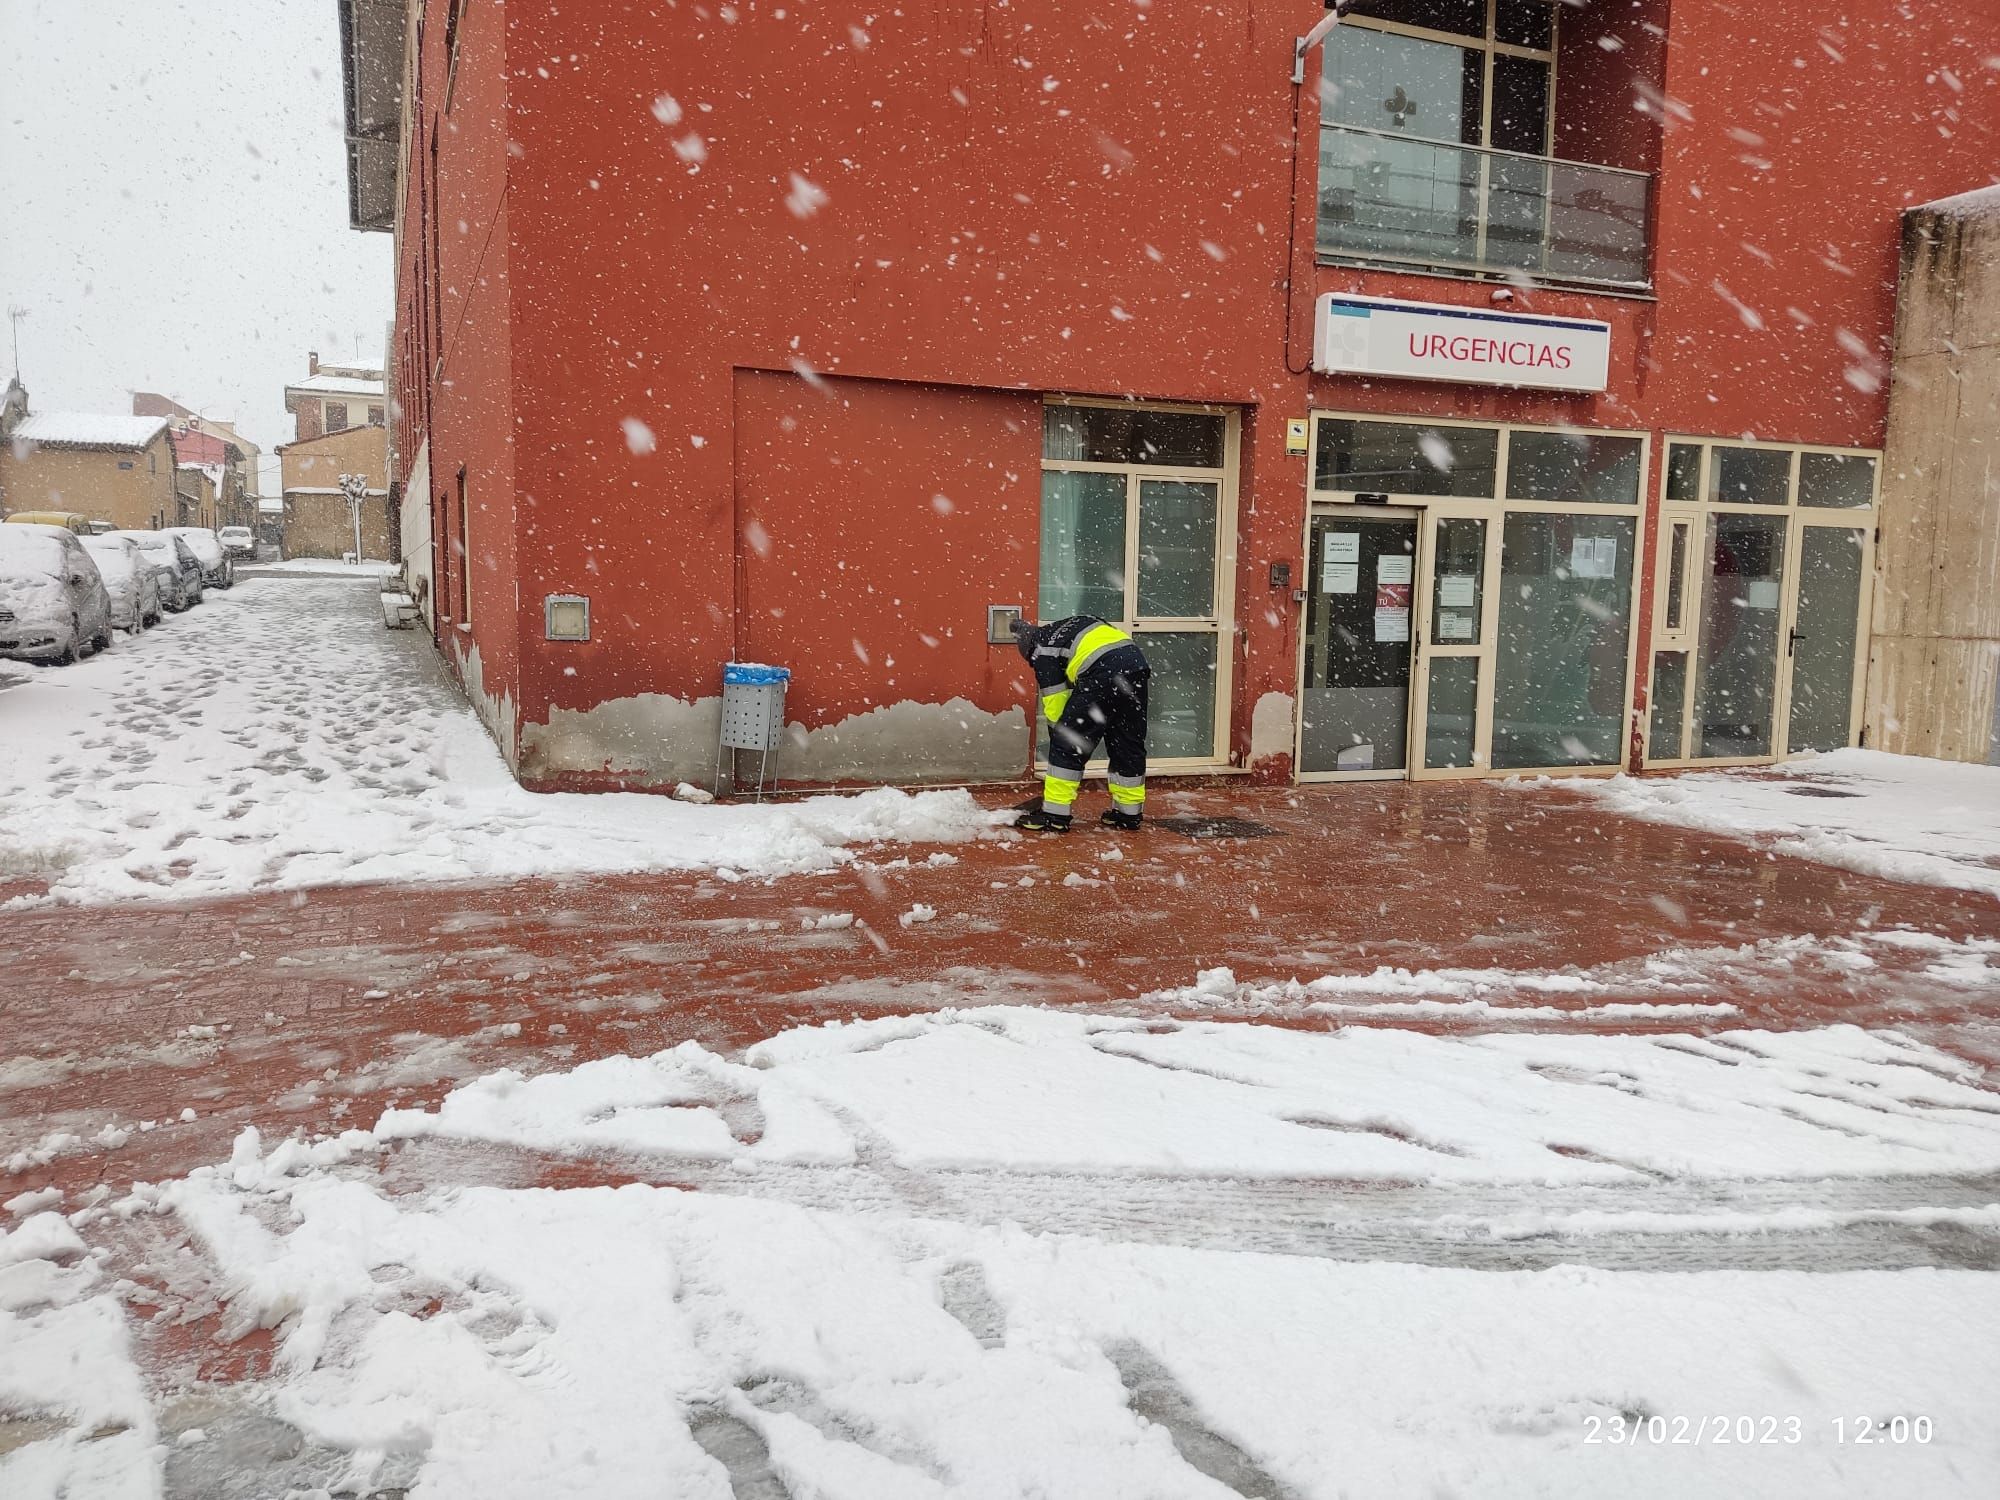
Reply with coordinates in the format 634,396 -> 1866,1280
1039,396 -> 1241,772
1643,436 -> 1881,769
1302,409 -> 1649,782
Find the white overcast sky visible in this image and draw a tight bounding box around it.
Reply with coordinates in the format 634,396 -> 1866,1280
0,0 -> 394,492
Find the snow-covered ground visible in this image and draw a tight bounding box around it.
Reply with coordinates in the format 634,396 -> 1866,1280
1570,750 -> 2000,900
8,1004 -> 2000,1497
237,558 -> 398,578
0,576 -> 997,907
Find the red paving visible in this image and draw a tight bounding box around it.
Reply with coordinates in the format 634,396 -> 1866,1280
4,780 -> 1998,1205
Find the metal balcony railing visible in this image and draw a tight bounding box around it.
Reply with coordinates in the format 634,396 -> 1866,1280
1318,123 -> 1653,291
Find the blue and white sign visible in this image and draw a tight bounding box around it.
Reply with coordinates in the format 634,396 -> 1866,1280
1314,293 -> 1611,394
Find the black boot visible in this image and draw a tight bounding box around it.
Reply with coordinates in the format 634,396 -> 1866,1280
1017,808 -> 1072,833
1100,808 -> 1143,831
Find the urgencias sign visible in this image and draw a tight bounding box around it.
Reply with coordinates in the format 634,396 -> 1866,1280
1313,293 -> 1611,394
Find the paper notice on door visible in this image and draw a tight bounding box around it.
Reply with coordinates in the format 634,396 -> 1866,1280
1322,561 -> 1359,594
1570,535 -> 1619,580
1746,578 -> 1781,610
1336,744 -> 1375,771
1377,554 -> 1413,585
1439,574 -> 1477,607
1374,606 -> 1411,643
1375,582 -> 1412,611
1327,532 -> 1362,564
1437,610 -> 1474,641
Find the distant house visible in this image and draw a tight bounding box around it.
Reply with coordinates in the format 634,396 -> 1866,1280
169,425 -> 256,531
284,353 -> 387,442
278,353 -> 391,559
131,393 -> 261,507
0,411 -> 178,529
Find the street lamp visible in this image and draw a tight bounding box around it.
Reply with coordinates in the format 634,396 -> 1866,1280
337,471 -> 368,563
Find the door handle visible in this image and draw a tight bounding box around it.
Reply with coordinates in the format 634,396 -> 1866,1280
1788,628 -> 1806,657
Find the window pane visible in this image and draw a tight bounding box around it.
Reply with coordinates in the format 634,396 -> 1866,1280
1326,23 -> 1483,146
1140,630 -> 1219,759
1136,479 -> 1217,619
1430,516 -> 1484,644
1314,419 -> 1499,497
1693,511 -> 1786,758
1042,404 -> 1224,468
1350,0 -> 1485,41
1786,526 -> 1867,753
1489,54 -> 1550,155
1665,442 -> 1702,501
1495,0 -> 1555,49
1648,651 -> 1688,760
1798,452 -> 1876,509
1424,656 -> 1480,768
1491,512 -> 1636,768
1506,430 -> 1642,503
1039,471 -> 1126,621
1709,445 -> 1791,506
1664,520 -> 1691,632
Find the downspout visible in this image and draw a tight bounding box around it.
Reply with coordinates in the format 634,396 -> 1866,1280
1283,5 -> 1353,375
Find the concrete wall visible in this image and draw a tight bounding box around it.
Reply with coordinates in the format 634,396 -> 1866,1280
0,431 -> 180,530
279,423 -> 389,494
283,491 -> 393,560
1868,189 -> 2000,765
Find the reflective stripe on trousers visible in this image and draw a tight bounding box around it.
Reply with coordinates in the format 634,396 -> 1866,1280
1042,769 -> 1082,818
1065,622 -> 1132,684
1108,772 -> 1146,808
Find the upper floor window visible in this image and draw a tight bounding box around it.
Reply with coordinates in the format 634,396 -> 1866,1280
326,402 -> 349,433
1332,2 -> 1554,156
1318,0 -> 1653,290
368,405 -> 386,428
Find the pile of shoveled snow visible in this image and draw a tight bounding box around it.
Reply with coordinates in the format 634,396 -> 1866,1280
0,576 -> 1004,906
251,1007 -> 2000,1186
1563,750 -> 2000,900
0,1209 -> 156,1497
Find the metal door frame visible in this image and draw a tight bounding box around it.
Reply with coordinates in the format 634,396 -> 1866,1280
1294,504 -> 1423,782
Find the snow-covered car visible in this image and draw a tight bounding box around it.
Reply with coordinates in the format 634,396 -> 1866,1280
112,530 -> 205,612
217,525 -> 257,560
80,533 -> 163,633
0,524 -> 115,664
166,526 -> 234,589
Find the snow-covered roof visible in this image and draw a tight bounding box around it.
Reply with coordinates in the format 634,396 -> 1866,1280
1916,182 -> 2000,220
285,373 -> 385,398
12,412 -> 170,450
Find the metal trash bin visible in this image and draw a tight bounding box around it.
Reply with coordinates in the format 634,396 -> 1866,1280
714,662 -> 791,800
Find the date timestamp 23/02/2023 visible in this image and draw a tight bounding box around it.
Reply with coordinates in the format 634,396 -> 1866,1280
1584,1414 -> 1935,1446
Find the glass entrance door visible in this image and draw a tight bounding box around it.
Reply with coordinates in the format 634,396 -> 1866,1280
1782,522 -> 1869,754
1691,511 -> 1788,759
1409,510 -> 1497,777
1300,510 -> 1419,777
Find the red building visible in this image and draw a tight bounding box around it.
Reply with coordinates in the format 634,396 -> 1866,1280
340,0 -> 1997,791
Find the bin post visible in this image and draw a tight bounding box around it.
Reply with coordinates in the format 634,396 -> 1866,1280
714,663 -> 792,800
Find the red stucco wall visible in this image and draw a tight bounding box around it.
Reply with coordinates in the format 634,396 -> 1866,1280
389,0 -> 1998,789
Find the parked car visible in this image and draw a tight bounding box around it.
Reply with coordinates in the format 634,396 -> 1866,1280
80,533 -> 163,632
166,526 -> 234,589
0,524 -> 115,664
112,530 -> 205,612
3,511 -> 95,536
217,525 -> 257,560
